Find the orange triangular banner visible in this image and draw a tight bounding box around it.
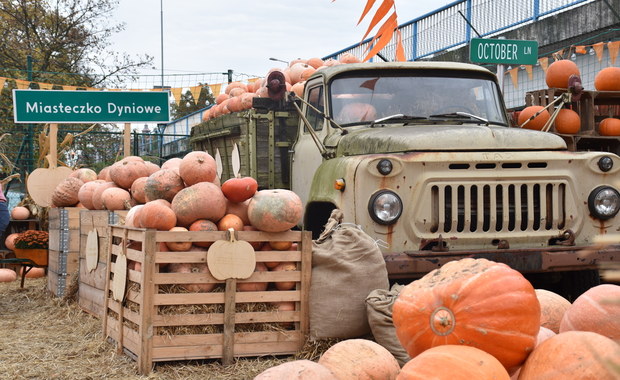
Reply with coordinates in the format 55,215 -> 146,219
574,45 -> 587,55
171,87 -> 183,104
209,83 -> 222,96
86,87 -> 99,91
39,83 -> 54,90
63,85 -> 77,91
608,41 -> 620,65
189,85 -> 202,104
525,65 -> 533,80
0,77 -> 6,90
593,42 -> 605,62
508,67 -> 519,89
539,57 -> 549,73
15,79 -> 30,89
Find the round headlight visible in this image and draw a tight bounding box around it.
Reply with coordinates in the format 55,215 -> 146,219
588,186 -> 620,220
368,190 -> 402,224
597,156 -> 614,172
377,159 -> 393,175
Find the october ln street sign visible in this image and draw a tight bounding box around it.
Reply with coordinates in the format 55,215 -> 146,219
469,38 -> 538,65
13,90 -> 170,123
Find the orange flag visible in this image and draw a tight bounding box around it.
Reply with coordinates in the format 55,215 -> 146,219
525,65 -> 533,80
608,41 -> 620,65
539,57 -> 549,73
171,87 -> 183,105
574,45 -> 587,54
39,82 -> 54,90
189,85 -> 203,104
593,42 -> 605,62
209,83 -> 222,96
15,79 -> 30,89
508,67 -> 519,89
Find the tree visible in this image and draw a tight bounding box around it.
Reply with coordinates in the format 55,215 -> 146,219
0,0 -> 152,87
170,85 -> 215,120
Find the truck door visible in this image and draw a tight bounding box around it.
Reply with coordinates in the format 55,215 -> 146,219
291,84 -> 326,208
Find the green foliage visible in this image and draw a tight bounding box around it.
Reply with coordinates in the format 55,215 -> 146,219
170,84 -> 215,119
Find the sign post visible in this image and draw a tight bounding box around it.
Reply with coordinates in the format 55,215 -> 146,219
469,38 -> 539,65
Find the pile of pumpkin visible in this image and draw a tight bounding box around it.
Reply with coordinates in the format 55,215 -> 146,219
46,151 -> 303,294
252,258 -> 620,379
518,61 -> 620,136
0,206 -> 47,282
202,53 -> 364,122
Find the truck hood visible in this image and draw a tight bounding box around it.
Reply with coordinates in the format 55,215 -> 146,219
333,125 -> 567,155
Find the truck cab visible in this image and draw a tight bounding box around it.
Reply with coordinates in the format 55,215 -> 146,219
291,62 -> 619,297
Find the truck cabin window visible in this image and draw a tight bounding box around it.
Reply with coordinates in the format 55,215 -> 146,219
330,73 -> 507,126
305,85 -> 324,132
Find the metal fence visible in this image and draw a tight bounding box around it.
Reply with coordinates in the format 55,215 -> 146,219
324,0 -> 594,62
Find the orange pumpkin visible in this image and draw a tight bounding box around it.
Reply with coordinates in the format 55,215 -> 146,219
77,179 -> 106,210
254,359 -> 336,380
517,331 -> 620,380
598,117 -> 620,136
242,225 -> 263,250
0,268 -> 17,282
139,199 -> 177,231
236,261 -> 268,291
178,151 -> 217,186
216,213 -> 244,231
215,93 -> 229,105
108,156 -> 151,189
221,176 -> 258,203
224,81 -> 248,95
10,206 -> 30,220
129,177 -> 148,204
318,339 -> 400,380
171,182 -> 227,227
98,166 -> 112,181
594,66 -> 620,91
91,181 -> 119,210
393,258 -> 540,374
339,53 -> 362,64
225,199 -> 251,225
397,345 -> 510,380
307,57 -> 325,69
188,219 -> 218,248
101,187 -> 131,211
166,262 -> 215,292
165,226 -> 192,251
559,283 -> 620,340
554,108 -> 581,134
69,167 -> 98,183
124,204 -> 144,228
144,168 -> 185,202
161,157 -> 182,172
20,266 -> 46,278
247,189 -> 303,233
535,289 -> 572,333
545,59 -> 580,88
5,233 -> 19,250
51,177 -> 84,207
271,262 -> 297,290
518,105 -> 551,130
291,81 -> 305,98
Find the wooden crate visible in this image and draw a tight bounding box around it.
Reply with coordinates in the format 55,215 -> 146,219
103,226 -> 311,375
78,210 -> 128,317
48,207 -> 81,298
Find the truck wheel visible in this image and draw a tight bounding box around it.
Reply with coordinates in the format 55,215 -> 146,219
558,269 -> 601,302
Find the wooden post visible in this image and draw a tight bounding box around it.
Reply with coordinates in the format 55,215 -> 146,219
124,123 -> 131,157
49,123 -> 58,168
222,278 -> 237,365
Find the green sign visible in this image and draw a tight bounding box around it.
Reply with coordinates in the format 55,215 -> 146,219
469,38 -> 538,65
13,90 -> 170,123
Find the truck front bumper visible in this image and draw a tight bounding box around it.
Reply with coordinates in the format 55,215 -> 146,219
384,245 -> 620,279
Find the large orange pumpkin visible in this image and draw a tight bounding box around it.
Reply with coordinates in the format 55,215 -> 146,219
559,283 -> 620,340
129,177 -> 148,204
397,345 -> 510,380
139,199 -> 177,231
5,233 -> 19,250
216,213 -> 244,231
225,199 -> 251,225
594,66 -> 620,91
236,262 -> 268,292
598,117 -> 620,136
535,289 -> 572,333
247,189 -> 303,232
254,359 -> 336,380
51,177 -> 84,207
178,151 -> 217,186
318,338 -> 400,380
221,176 -> 258,203
165,226 -> 192,251
108,156 -> 151,189
77,179 -> 106,210
91,181 -> 119,210
393,258 -> 540,374
144,168 -> 185,202
554,108 -> 581,134
518,105 -> 551,130
518,331 -> 620,380
0,268 -> 17,282
101,187 -> 131,211
69,167 -> 98,183
20,266 -> 45,278
545,59 -> 580,88
171,181 -> 227,226
161,157 -> 182,173
188,219 -> 218,248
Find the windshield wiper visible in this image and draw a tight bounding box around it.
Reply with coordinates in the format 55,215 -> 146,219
370,114 -> 427,128
429,111 -> 490,124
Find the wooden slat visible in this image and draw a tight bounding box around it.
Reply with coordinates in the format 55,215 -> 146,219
48,249 -> 79,274
78,281 -> 105,317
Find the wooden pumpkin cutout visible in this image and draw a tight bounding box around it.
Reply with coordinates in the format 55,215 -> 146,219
207,228 -> 256,280
215,148 -> 223,180
231,143 -> 240,178
85,229 -> 99,272
112,252 -> 128,302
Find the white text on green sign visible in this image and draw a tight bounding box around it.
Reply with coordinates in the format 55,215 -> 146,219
469,38 -> 539,65
13,90 -> 171,123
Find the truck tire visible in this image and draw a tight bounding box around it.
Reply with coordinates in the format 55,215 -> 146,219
558,269 -> 601,302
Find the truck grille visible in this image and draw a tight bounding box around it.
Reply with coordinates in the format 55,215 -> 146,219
430,182 -> 567,233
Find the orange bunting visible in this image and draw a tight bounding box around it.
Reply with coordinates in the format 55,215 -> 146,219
525,65 -> 533,80
209,83 -> 222,96
189,85 -> 203,104
592,42 -> 605,62
0,77 -> 5,90
539,57 -> 549,73
574,45 -> 587,54
354,0 -> 405,62
508,67 -> 519,89
15,79 -> 30,89
170,87 -> 183,105
608,41 -> 620,65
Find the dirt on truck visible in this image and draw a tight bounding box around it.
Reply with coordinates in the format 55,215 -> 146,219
191,61 -> 620,300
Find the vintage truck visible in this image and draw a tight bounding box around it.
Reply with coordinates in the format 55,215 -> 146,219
191,61 -> 620,300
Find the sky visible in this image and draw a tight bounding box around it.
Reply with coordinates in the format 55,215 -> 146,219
109,0 -> 452,83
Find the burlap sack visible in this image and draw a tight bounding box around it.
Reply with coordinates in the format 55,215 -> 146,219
366,283 -> 411,366
309,209 -> 389,339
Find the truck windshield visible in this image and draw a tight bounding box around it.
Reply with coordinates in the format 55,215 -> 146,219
330,73 -> 507,126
